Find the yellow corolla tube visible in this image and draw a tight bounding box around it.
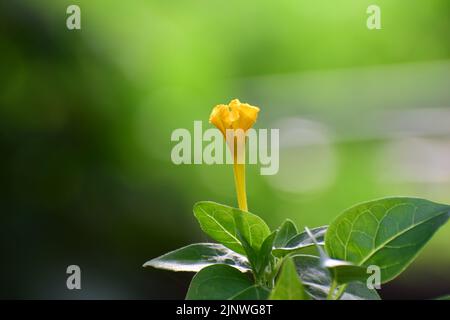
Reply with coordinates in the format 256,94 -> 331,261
209,99 -> 260,211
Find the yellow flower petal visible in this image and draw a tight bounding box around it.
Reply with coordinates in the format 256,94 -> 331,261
209,99 -> 260,135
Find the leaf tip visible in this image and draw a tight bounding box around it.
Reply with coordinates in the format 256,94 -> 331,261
142,259 -> 156,268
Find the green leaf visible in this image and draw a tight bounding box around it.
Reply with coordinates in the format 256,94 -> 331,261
229,286 -> 270,300
269,257 -> 307,300
143,243 -> 251,272
325,197 -> 450,283
303,226 -> 368,285
186,264 -> 253,300
235,226 -> 259,271
236,230 -> 276,279
323,258 -> 368,284
272,226 -> 327,257
273,219 -> 298,248
193,201 -> 270,255
256,232 -> 277,275
292,254 -> 380,300
233,206 -> 272,253
193,202 -> 243,254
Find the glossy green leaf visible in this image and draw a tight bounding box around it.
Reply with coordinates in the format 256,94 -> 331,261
272,226 -> 327,257
229,286 -> 270,300
292,254 -> 380,300
325,197 -> 450,283
273,219 -> 298,248
186,264 -> 253,300
323,258 -> 368,284
143,243 -> 250,272
303,226 -> 368,285
193,201 -> 270,255
269,257 -> 307,300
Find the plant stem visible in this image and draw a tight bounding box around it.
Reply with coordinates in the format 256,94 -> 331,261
233,153 -> 248,211
327,278 -> 338,300
267,259 -> 282,289
334,284 -> 347,300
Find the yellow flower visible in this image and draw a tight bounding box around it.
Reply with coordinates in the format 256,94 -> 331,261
209,99 -> 260,136
209,99 -> 260,212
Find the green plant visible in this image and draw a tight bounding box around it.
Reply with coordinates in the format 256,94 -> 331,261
144,100 -> 450,300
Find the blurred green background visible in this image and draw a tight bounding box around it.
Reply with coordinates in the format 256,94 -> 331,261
1,0 -> 449,299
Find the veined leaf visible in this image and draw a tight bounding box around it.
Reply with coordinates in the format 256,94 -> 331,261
186,264 -> 253,300
269,257 -> 307,300
143,243 -> 250,272
193,202 -> 243,254
193,201 -> 270,255
325,197 -> 450,283
292,254 -> 380,300
272,226 -> 327,257
233,206 -> 272,252
229,285 -> 270,300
